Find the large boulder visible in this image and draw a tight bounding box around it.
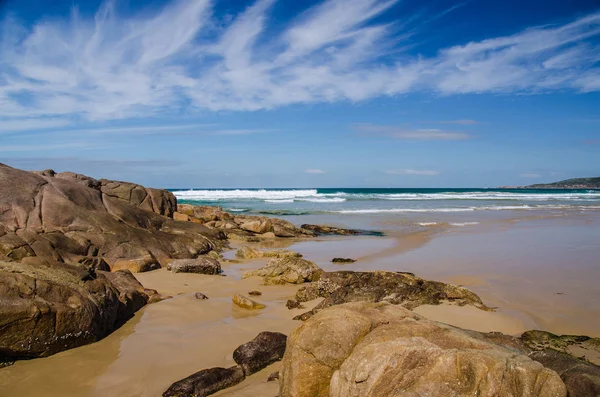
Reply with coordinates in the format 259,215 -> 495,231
293,270 -> 491,319
167,257 -> 221,275
233,331 -> 287,376
0,163 -> 227,363
243,257 -> 323,285
280,302 -> 567,397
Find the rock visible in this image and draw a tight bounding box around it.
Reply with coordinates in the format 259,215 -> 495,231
331,258 -> 355,263
263,250 -> 302,258
293,270 -> 491,320
233,331 -> 287,376
267,371 -> 280,382
194,292 -> 209,300
248,290 -> 262,296
0,163 -> 226,362
232,293 -> 266,310
235,246 -> 263,259
238,219 -> 273,234
163,366 -> 245,397
0,262 -> 151,363
167,257 -> 221,275
243,257 -> 323,285
280,302 -> 567,397
173,212 -> 190,222
300,224 -> 381,236
286,300 -> 302,310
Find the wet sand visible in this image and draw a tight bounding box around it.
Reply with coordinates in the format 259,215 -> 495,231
1,211 -> 599,396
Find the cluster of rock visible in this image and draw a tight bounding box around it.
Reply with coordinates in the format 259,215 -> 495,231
163,331 -> 287,397
0,163 -> 226,364
280,302 -> 600,397
173,205 -> 374,240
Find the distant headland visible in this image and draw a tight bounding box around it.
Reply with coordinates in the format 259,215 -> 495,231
500,177 -> 600,189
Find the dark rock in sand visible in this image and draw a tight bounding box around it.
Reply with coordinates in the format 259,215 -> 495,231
195,292 -> 209,300
167,257 -> 221,275
162,366 -> 245,397
286,300 -> 302,310
293,270 -> 491,320
300,224 -> 382,236
248,290 -> 262,296
267,371 -> 280,382
331,258 -> 356,264
232,293 -> 266,310
233,331 -> 288,376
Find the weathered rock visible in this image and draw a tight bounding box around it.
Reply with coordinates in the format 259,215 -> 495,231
163,366 -> 245,397
267,371 -> 280,382
232,293 -> 266,310
173,212 -> 190,222
0,163 -> 226,362
238,219 -> 273,234
294,270 -> 491,320
236,246 -> 302,259
248,290 -> 262,296
235,246 -> 263,259
331,257 -> 355,263
262,250 -> 302,258
300,224 -> 381,236
233,331 -> 287,376
243,257 -> 323,285
194,292 -> 209,300
286,300 -> 302,310
280,302 -> 567,397
167,257 -> 221,275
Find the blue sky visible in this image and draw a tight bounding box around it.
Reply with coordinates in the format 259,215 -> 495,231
0,0 -> 599,188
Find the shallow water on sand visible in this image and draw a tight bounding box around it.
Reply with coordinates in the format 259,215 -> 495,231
0,210 -> 598,396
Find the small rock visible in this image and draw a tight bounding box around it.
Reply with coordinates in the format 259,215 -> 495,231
162,366 -> 245,397
232,293 -> 266,310
233,332 -> 288,376
248,290 -> 262,296
236,246 -> 263,259
195,292 -> 209,300
286,300 -> 302,310
267,371 -> 280,382
167,257 -> 221,275
331,258 -> 356,263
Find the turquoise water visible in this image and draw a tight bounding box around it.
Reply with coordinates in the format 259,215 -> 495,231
172,188 -> 600,216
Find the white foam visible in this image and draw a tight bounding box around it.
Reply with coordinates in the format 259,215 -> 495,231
450,222 -> 480,226
418,222 -> 438,226
336,208 -> 476,214
298,198 -> 347,203
264,199 -> 294,203
173,189 -> 318,201
227,208 -> 248,212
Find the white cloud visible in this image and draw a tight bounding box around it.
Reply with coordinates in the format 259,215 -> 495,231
354,124 -> 471,140
520,173 -> 542,178
0,0 -> 599,127
387,169 -> 440,176
305,169 -> 326,174
0,118 -> 72,134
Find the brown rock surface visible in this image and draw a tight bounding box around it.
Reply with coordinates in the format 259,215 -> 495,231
294,270 -> 491,319
280,302 -> 567,397
232,331 -> 287,376
162,366 -> 245,397
243,257 -> 323,285
166,257 -> 221,275
232,293 -> 266,310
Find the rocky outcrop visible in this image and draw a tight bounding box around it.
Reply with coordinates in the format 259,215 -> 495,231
280,302 -> 567,397
301,224 -> 382,236
0,260 -> 153,365
164,332 -> 287,397
0,163 -> 227,363
292,270 -> 491,320
233,332 -> 287,376
232,293 -> 265,310
243,257 -> 323,285
331,257 -> 355,263
235,246 -> 302,259
166,257 -> 221,274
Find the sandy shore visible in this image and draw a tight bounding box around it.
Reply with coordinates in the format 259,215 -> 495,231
1,213 -> 598,396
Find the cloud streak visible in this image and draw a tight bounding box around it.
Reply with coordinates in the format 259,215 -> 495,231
305,169 -> 326,174
354,123 -> 471,140
387,169 -> 440,176
0,0 -> 599,126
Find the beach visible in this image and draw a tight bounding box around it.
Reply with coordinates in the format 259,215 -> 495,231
1,201 -> 598,396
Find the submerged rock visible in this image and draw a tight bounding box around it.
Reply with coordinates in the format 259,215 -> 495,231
294,270 -> 491,320
233,331 -> 287,376
232,293 -> 266,310
167,257 -> 221,275
162,366 -> 245,397
280,302 -> 567,397
194,292 -> 209,300
243,257 -> 323,285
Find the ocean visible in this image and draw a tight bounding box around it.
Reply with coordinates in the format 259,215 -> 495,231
172,188 -> 600,216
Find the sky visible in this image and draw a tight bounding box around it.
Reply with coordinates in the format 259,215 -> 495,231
0,0 -> 599,188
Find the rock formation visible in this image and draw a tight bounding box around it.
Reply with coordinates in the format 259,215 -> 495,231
243,257 -> 323,285
280,302 -> 567,397
292,270 -> 491,320
166,257 -> 221,274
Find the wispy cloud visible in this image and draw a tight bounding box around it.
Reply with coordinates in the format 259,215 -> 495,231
520,173 -> 542,178
386,169 -> 440,176
354,123 -> 471,140
0,0 -> 599,127
305,169 -> 326,174
0,142 -> 97,152
434,119 -> 480,125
